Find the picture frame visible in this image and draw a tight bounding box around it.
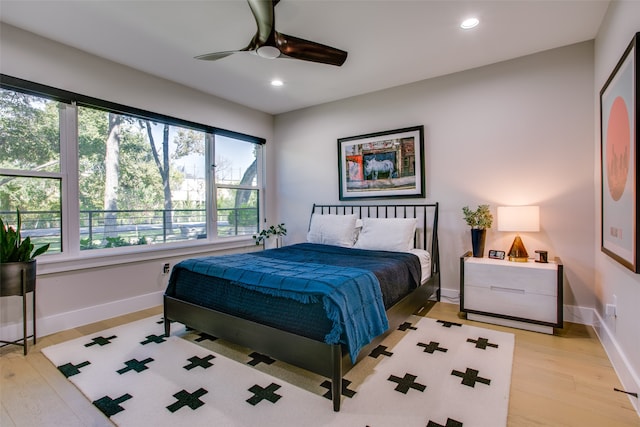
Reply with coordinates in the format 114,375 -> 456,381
600,32 -> 640,273
488,250 -> 505,260
337,125 -> 425,200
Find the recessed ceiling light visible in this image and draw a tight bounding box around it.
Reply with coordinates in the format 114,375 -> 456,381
461,17 -> 479,29
271,79 -> 284,87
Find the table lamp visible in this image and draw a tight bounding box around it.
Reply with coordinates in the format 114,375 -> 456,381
497,206 -> 540,262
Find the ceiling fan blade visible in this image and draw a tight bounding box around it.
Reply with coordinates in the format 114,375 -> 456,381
247,0 -> 276,47
275,32 -> 347,66
195,50 -> 243,61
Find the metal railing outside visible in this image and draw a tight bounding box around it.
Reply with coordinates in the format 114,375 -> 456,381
0,207 -> 259,252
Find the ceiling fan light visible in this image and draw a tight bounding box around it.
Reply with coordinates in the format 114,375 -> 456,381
461,17 -> 479,29
257,46 -> 280,59
271,79 -> 284,87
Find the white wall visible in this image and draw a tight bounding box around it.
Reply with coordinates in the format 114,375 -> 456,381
593,0 -> 640,413
275,42 -> 595,311
0,24 -> 274,339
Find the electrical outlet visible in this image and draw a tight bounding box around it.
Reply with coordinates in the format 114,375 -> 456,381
605,303 -> 616,318
163,263 -> 170,275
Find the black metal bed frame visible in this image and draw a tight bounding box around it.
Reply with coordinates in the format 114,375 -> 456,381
164,202 -> 440,411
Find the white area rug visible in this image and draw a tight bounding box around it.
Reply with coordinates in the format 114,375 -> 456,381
42,315 -> 514,427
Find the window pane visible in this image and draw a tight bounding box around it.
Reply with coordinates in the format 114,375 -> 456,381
78,107 -> 207,249
215,135 -> 258,185
0,88 -> 60,172
216,188 -> 258,237
215,135 -> 260,237
0,176 -> 62,254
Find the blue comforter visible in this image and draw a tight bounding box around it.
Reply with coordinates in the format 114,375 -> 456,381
172,244 -> 394,362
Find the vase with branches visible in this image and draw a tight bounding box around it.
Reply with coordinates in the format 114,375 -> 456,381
462,205 -> 493,257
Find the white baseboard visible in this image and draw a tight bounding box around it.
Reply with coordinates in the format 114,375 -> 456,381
591,309 -> 640,416
563,304 -> 595,325
0,291 -> 163,343
439,287 -> 460,302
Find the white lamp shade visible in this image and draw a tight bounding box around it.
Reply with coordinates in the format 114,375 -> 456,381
497,206 -> 540,232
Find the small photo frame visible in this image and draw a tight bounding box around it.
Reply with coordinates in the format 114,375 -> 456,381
488,250 -> 505,260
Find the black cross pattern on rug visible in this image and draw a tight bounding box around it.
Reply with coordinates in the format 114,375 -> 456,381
387,373 -> 426,394
467,337 -> 499,350
247,352 -> 275,366
93,393 -> 132,417
451,367 -> 491,388
194,332 -> 218,343
320,378 -> 356,400
57,361 -> 90,378
183,354 -> 215,370
140,334 -> 166,345
397,322 -> 418,331
117,357 -> 154,374
167,388 -> 208,413
246,383 -> 282,406
437,320 -> 463,328
84,335 -> 117,347
427,418 -> 464,427
369,344 -> 393,359
417,341 -> 448,354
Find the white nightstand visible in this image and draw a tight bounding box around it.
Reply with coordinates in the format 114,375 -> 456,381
460,253 -> 563,334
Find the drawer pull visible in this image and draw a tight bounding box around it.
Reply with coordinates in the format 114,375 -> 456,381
490,285 -> 525,294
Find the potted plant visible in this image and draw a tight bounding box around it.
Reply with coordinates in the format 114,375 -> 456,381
462,204 -> 493,257
252,223 -> 287,249
1,209 -> 50,297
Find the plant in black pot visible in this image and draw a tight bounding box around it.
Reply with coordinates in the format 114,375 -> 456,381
1,210 -> 50,297
462,204 -> 493,258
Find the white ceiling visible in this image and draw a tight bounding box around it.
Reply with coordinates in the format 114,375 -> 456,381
0,0 -> 610,115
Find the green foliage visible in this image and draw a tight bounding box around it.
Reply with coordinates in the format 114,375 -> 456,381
80,237 -> 96,250
253,223 -> 287,246
104,236 -> 131,248
462,205 -> 493,229
0,209 -> 50,262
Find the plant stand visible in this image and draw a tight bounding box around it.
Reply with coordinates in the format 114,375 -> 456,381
0,261 -> 37,355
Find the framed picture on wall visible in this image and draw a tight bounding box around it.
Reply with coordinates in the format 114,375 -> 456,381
337,125 -> 425,200
600,32 -> 640,273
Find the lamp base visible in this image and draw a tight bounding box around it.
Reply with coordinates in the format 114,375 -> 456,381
508,235 -> 529,262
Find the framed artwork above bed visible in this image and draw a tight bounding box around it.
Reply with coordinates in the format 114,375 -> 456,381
337,125 -> 425,200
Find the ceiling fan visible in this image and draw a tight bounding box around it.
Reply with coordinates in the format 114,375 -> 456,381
195,0 -> 348,67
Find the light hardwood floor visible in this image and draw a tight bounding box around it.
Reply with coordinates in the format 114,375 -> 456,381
1,302 -> 638,426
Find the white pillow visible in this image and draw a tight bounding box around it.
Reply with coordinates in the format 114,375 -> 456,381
307,214 -> 358,248
353,217 -> 417,252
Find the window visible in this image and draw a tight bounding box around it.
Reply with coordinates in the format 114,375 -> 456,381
77,107 -> 210,249
0,89 -> 64,253
214,135 -> 259,237
0,76 -> 264,259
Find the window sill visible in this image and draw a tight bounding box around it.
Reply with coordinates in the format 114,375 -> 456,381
36,237 -> 258,275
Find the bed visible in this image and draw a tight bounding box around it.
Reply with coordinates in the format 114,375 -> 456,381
163,203 -> 440,411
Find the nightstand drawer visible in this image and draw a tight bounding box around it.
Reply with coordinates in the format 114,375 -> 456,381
464,284 -> 558,324
464,261 -> 557,296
